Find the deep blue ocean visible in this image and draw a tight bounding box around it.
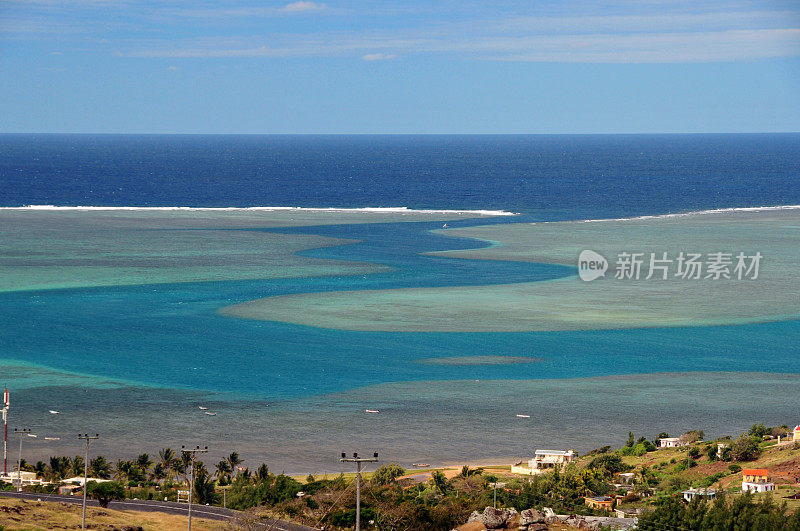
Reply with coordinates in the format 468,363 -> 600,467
2,133 -> 800,469
2,134 -> 799,217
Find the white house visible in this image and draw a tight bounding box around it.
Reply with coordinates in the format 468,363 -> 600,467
0,470 -> 46,487
511,449 -> 576,475
61,476 -> 112,486
683,487 -> 716,502
716,442 -> 729,459
659,437 -> 684,448
531,449 -> 576,470
742,469 -> 775,493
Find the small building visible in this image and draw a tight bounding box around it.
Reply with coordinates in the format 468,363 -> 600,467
683,487 -> 717,502
717,443 -> 729,459
616,472 -> 636,486
659,437 -> 683,448
512,449 -> 576,476
794,426 -> 800,443
510,461 -> 535,475
742,469 -> 775,493
531,449 -> 576,470
615,507 -> 646,518
59,484 -> 83,495
61,476 -> 112,486
0,471 -> 46,487
584,495 -> 614,511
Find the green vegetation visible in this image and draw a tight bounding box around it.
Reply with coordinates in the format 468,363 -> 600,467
87,481 -> 125,508
639,493 -> 800,530
10,422 -> 800,529
370,463 -> 406,486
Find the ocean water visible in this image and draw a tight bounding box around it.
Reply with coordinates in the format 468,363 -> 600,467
1,134 -> 800,472
3,133 -> 800,217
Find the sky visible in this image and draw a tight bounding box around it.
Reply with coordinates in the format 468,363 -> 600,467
1,0 -> 799,134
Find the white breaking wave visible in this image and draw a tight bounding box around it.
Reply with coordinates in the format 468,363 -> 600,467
2,205 -> 518,216
580,205 -> 800,223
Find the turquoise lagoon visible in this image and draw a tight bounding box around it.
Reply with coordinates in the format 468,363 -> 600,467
1,208 -> 800,473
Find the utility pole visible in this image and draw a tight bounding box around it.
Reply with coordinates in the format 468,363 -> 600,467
340,452 -> 378,531
181,445 -> 208,531
2,387 -> 8,476
13,428 -> 31,492
78,433 -> 99,530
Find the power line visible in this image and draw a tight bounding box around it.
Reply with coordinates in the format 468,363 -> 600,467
78,433 -> 99,530
181,445 -> 208,531
340,452 -> 378,531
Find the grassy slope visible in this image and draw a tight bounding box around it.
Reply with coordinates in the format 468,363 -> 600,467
585,439 -> 800,511
0,497 -> 223,530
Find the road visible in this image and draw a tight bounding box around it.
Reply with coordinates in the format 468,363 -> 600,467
0,491 -> 316,530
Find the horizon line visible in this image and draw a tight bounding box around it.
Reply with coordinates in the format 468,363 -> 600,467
1,131 -> 799,136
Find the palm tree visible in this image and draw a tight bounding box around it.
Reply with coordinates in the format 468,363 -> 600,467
33,461 -> 47,480
432,470 -> 449,495
115,459 -> 141,483
90,456 -> 112,479
193,466 -> 216,505
151,462 -> 167,483
158,448 -> 176,482
48,456 -> 70,482
214,460 -> 232,484
177,451 -> 193,484
254,463 -> 271,484
226,452 -> 243,477
71,456 -> 84,478
136,453 -> 153,477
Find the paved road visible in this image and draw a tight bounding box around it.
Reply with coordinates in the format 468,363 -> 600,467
0,491 -> 316,530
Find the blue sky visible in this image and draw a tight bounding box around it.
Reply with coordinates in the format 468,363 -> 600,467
1,0 -> 799,133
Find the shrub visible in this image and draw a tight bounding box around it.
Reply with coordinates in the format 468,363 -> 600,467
706,445 -> 718,461
371,463 -> 406,486
87,481 -> 125,508
586,454 -> 630,477
730,435 -> 760,462
729,464 -> 742,473
748,423 -> 768,438
680,430 -> 705,444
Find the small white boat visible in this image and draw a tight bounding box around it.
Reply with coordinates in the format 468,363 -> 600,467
442,224 -> 448,228
198,406 -> 207,410
516,414 -> 530,418
45,437 -> 60,441
48,410 -> 59,414
205,412 -> 217,416
413,463 -> 430,467
365,409 -> 380,413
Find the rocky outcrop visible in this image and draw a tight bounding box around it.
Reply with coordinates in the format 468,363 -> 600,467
519,509 -> 545,525
460,506 -> 518,529
460,506 -> 636,530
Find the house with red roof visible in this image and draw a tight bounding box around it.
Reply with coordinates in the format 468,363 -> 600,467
742,469 -> 775,493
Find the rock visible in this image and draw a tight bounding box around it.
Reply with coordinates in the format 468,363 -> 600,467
468,511 -> 482,523
565,515 -> 584,527
456,522 -> 487,531
505,513 -> 520,528
480,507 -> 509,529
542,507 -> 555,519
528,524 -> 548,531
519,509 -> 545,525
